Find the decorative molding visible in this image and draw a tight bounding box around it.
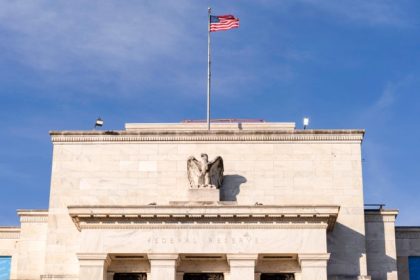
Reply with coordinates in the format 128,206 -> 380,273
77,253 -> 110,260
0,228 -> 20,239
364,211 -> 398,223
396,232 -> 420,239
364,216 -> 396,223
19,216 -> 49,223
298,253 -> 330,261
51,130 -> 364,144
77,253 -> 111,267
76,223 -> 330,231
124,122 -> 297,131
19,215 -> 48,223
18,210 -> 48,223
298,253 -> 330,266
396,227 -> 420,239
68,205 -> 339,232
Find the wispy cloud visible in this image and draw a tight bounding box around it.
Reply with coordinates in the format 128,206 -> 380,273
357,75 -> 419,212
0,1 -> 205,96
0,1 -> 201,67
0,0 -> 412,101
365,75 -> 416,119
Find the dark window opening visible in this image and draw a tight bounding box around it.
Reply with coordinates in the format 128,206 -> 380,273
260,273 -> 295,280
113,273 -> 147,280
183,273 -> 224,280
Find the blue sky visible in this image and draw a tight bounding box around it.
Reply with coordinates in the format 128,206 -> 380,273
0,0 -> 419,225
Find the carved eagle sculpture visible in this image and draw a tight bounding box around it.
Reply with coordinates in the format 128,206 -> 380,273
187,154 -> 224,189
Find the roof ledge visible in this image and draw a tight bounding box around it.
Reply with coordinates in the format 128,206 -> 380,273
125,122 -> 296,131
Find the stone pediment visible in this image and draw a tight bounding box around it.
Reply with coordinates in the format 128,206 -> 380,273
68,205 -> 339,232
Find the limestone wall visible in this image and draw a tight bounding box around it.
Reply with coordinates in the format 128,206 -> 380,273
105,258 -> 301,280
395,227 -> 420,280
0,211 -> 48,280
15,210 -> 48,280
0,227 -> 19,279
45,124 -> 367,278
364,210 -> 398,280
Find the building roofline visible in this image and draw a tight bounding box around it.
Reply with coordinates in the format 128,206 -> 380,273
0,227 -> 20,239
0,226 -> 20,231
49,126 -> 365,144
17,209 -> 48,214
50,129 -> 365,136
396,226 -> 420,231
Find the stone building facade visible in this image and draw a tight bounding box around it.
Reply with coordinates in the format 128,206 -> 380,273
0,122 -> 418,280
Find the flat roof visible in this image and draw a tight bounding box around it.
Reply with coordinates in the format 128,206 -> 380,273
49,122 -> 365,143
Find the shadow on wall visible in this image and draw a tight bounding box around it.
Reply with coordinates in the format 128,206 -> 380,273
219,175 -> 246,201
327,221 -> 397,279
364,214 -> 398,280
328,222 -> 365,279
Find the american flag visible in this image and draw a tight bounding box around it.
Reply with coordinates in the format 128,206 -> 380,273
210,15 -> 239,32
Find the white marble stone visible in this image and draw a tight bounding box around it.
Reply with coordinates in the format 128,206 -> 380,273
0,227 -> 20,279
298,254 -> 330,280
365,210 -> 399,280
77,253 -> 110,280
227,254 -> 257,280
3,122 -> 403,280
15,210 -> 48,280
187,188 -> 220,202
148,254 -> 178,280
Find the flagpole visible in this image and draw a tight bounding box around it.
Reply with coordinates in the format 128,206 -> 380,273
207,7 -> 211,131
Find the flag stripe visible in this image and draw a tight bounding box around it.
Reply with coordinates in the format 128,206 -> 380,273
211,23 -> 239,28
210,26 -> 239,32
210,15 -> 239,32
210,24 -> 239,31
212,22 -> 239,27
211,24 -> 239,29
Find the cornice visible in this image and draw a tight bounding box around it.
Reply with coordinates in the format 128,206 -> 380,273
74,223 -> 330,231
68,205 -> 339,232
298,253 -> 330,261
18,210 -> 49,223
364,210 -> 398,223
50,130 -> 364,144
125,122 -> 297,131
0,227 -> 20,239
77,253 -> 110,261
396,231 -> 420,239
396,227 -> 420,239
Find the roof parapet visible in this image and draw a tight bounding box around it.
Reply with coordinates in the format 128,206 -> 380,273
125,122 -> 296,131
